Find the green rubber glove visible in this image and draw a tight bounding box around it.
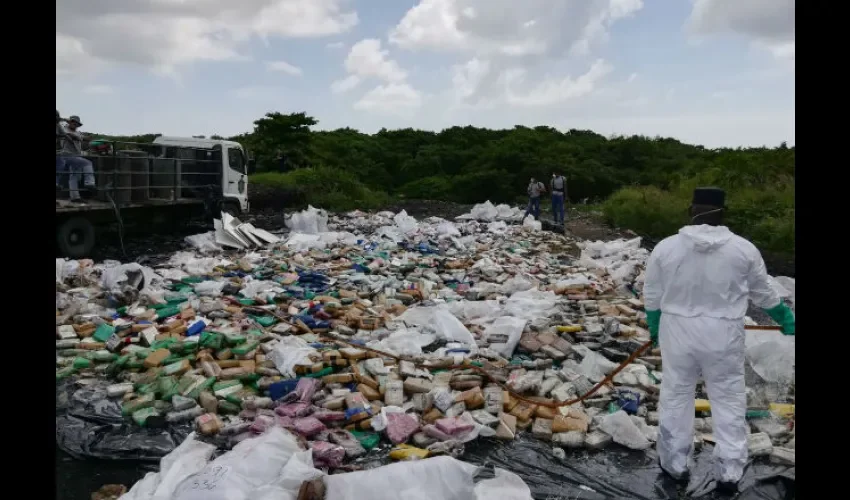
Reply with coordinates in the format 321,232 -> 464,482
646,309 -> 661,347
765,302 -> 795,335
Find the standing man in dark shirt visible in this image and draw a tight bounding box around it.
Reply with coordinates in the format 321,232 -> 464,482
59,115 -> 96,203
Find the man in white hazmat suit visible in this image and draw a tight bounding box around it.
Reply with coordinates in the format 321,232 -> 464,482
642,187 -> 795,493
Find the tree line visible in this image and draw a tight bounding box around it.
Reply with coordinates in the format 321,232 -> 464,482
92,111 -> 795,257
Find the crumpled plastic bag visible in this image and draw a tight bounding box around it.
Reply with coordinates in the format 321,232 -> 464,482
372,327 -> 436,357
572,345 -> 619,383
503,289 -> 559,322
599,410 -> 651,450
769,275 -> 795,311
500,276 -> 536,295
284,233 -> 326,252
239,279 -> 282,300
522,215 -> 542,231
193,280 -> 225,297
398,305 -> 477,348
285,206 -> 328,234
483,316 -> 527,358
268,337 -> 318,378
100,262 -> 159,292
394,210 -> 419,234
56,258 -> 80,284
184,232 -> 222,253
486,220 -> 508,234
745,329 -> 795,385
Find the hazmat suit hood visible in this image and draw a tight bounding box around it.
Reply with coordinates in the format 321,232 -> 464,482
678,224 -> 733,253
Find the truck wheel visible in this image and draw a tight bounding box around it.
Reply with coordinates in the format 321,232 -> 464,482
57,217 -> 96,258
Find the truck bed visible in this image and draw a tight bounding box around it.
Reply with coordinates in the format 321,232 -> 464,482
56,197 -> 202,214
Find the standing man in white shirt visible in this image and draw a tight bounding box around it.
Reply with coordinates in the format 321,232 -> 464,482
550,172 -> 567,225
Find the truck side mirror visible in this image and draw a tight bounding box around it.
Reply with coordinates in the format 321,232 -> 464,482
247,157 -> 257,175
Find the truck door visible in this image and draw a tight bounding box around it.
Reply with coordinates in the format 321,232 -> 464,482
223,145 -> 248,213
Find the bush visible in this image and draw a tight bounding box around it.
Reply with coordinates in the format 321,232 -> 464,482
603,179 -> 795,256
250,166 -> 390,212
602,186 -> 689,238
399,176 -> 453,200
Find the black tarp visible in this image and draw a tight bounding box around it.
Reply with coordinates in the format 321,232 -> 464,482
56,380 -> 794,499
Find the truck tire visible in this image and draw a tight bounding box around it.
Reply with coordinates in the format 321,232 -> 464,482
57,216 -> 96,258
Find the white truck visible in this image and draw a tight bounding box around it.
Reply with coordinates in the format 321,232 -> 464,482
56,136 -> 255,258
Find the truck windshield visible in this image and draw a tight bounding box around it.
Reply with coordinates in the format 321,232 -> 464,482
227,147 -> 246,175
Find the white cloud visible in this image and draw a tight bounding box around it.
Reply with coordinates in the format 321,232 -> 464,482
503,59 -> 614,107
343,39 -> 407,83
452,58 -> 491,100
390,0 -> 642,57
56,0 -> 358,75
687,0 -> 795,62
333,38 -> 423,112
83,85 -> 115,95
353,83 -> 423,115
331,75 -> 361,94
393,1 -> 639,105
232,85 -> 283,99
266,60 -> 303,76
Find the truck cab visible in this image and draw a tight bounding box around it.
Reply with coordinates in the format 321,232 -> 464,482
152,136 -> 251,214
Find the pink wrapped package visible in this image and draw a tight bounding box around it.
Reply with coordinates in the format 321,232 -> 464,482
250,415 -> 276,434
275,401 -> 313,418
310,441 -> 346,468
386,412 -> 420,444
423,424 -> 454,442
293,416 -> 326,437
312,409 -> 347,423
275,414 -> 295,429
435,417 -> 475,436
282,378 -> 322,404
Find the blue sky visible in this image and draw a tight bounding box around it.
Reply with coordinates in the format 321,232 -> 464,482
56,0 -> 794,148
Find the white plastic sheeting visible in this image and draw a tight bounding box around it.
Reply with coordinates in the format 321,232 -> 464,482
119,433 -> 216,500
474,468 -> 533,500
324,456 -> 478,500
285,206 -> 329,235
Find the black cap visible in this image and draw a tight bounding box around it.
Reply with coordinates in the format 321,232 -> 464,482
692,187 -> 725,207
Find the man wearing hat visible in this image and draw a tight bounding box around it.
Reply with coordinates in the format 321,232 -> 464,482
642,187 -> 795,492
58,115 -> 96,203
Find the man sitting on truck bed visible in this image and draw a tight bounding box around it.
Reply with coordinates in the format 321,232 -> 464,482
58,115 -> 96,203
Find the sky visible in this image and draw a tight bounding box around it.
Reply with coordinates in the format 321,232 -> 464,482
56,0 -> 795,148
